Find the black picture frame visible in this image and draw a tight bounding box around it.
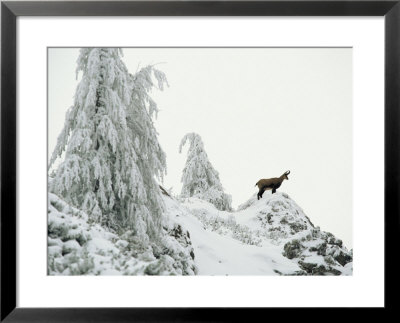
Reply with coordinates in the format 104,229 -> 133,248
1,1 -> 399,321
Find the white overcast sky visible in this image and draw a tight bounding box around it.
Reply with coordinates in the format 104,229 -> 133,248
48,48 -> 352,249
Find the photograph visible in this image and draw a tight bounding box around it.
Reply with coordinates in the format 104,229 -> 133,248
3,0 -> 398,318
47,47 -> 353,276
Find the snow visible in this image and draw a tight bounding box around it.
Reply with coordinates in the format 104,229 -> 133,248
165,195 -> 298,275
47,47 -> 352,276
173,191 -> 352,276
49,48 -> 168,243
49,187 -> 352,276
48,192 -> 196,276
86,238 -> 119,254
179,133 -> 232,211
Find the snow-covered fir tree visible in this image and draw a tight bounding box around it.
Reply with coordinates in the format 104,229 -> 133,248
179,133 -> 232,211
49,48 -> 168,246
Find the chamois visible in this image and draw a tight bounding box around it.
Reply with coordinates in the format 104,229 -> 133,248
255,170 -> 290,200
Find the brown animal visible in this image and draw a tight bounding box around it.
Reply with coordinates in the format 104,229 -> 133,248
255,171 -> 290,200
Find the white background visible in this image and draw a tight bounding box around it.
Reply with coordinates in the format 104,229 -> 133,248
18,17 -> 384,307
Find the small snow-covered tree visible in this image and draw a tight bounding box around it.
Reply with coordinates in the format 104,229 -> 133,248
49,48 -> 167,245
179,133 -> 232,211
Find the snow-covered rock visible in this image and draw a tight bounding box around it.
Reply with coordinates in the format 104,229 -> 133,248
48,193 -> 197,275
181,192 -> 352,275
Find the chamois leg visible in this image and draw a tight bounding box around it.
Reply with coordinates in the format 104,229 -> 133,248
259,188 -> 266,199
272,187 -> 277,194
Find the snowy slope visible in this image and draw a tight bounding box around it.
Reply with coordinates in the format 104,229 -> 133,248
178,192 -> 352,275
164,196 -> 300,275
48,190 -> 352,276
48,193 -> 197,275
